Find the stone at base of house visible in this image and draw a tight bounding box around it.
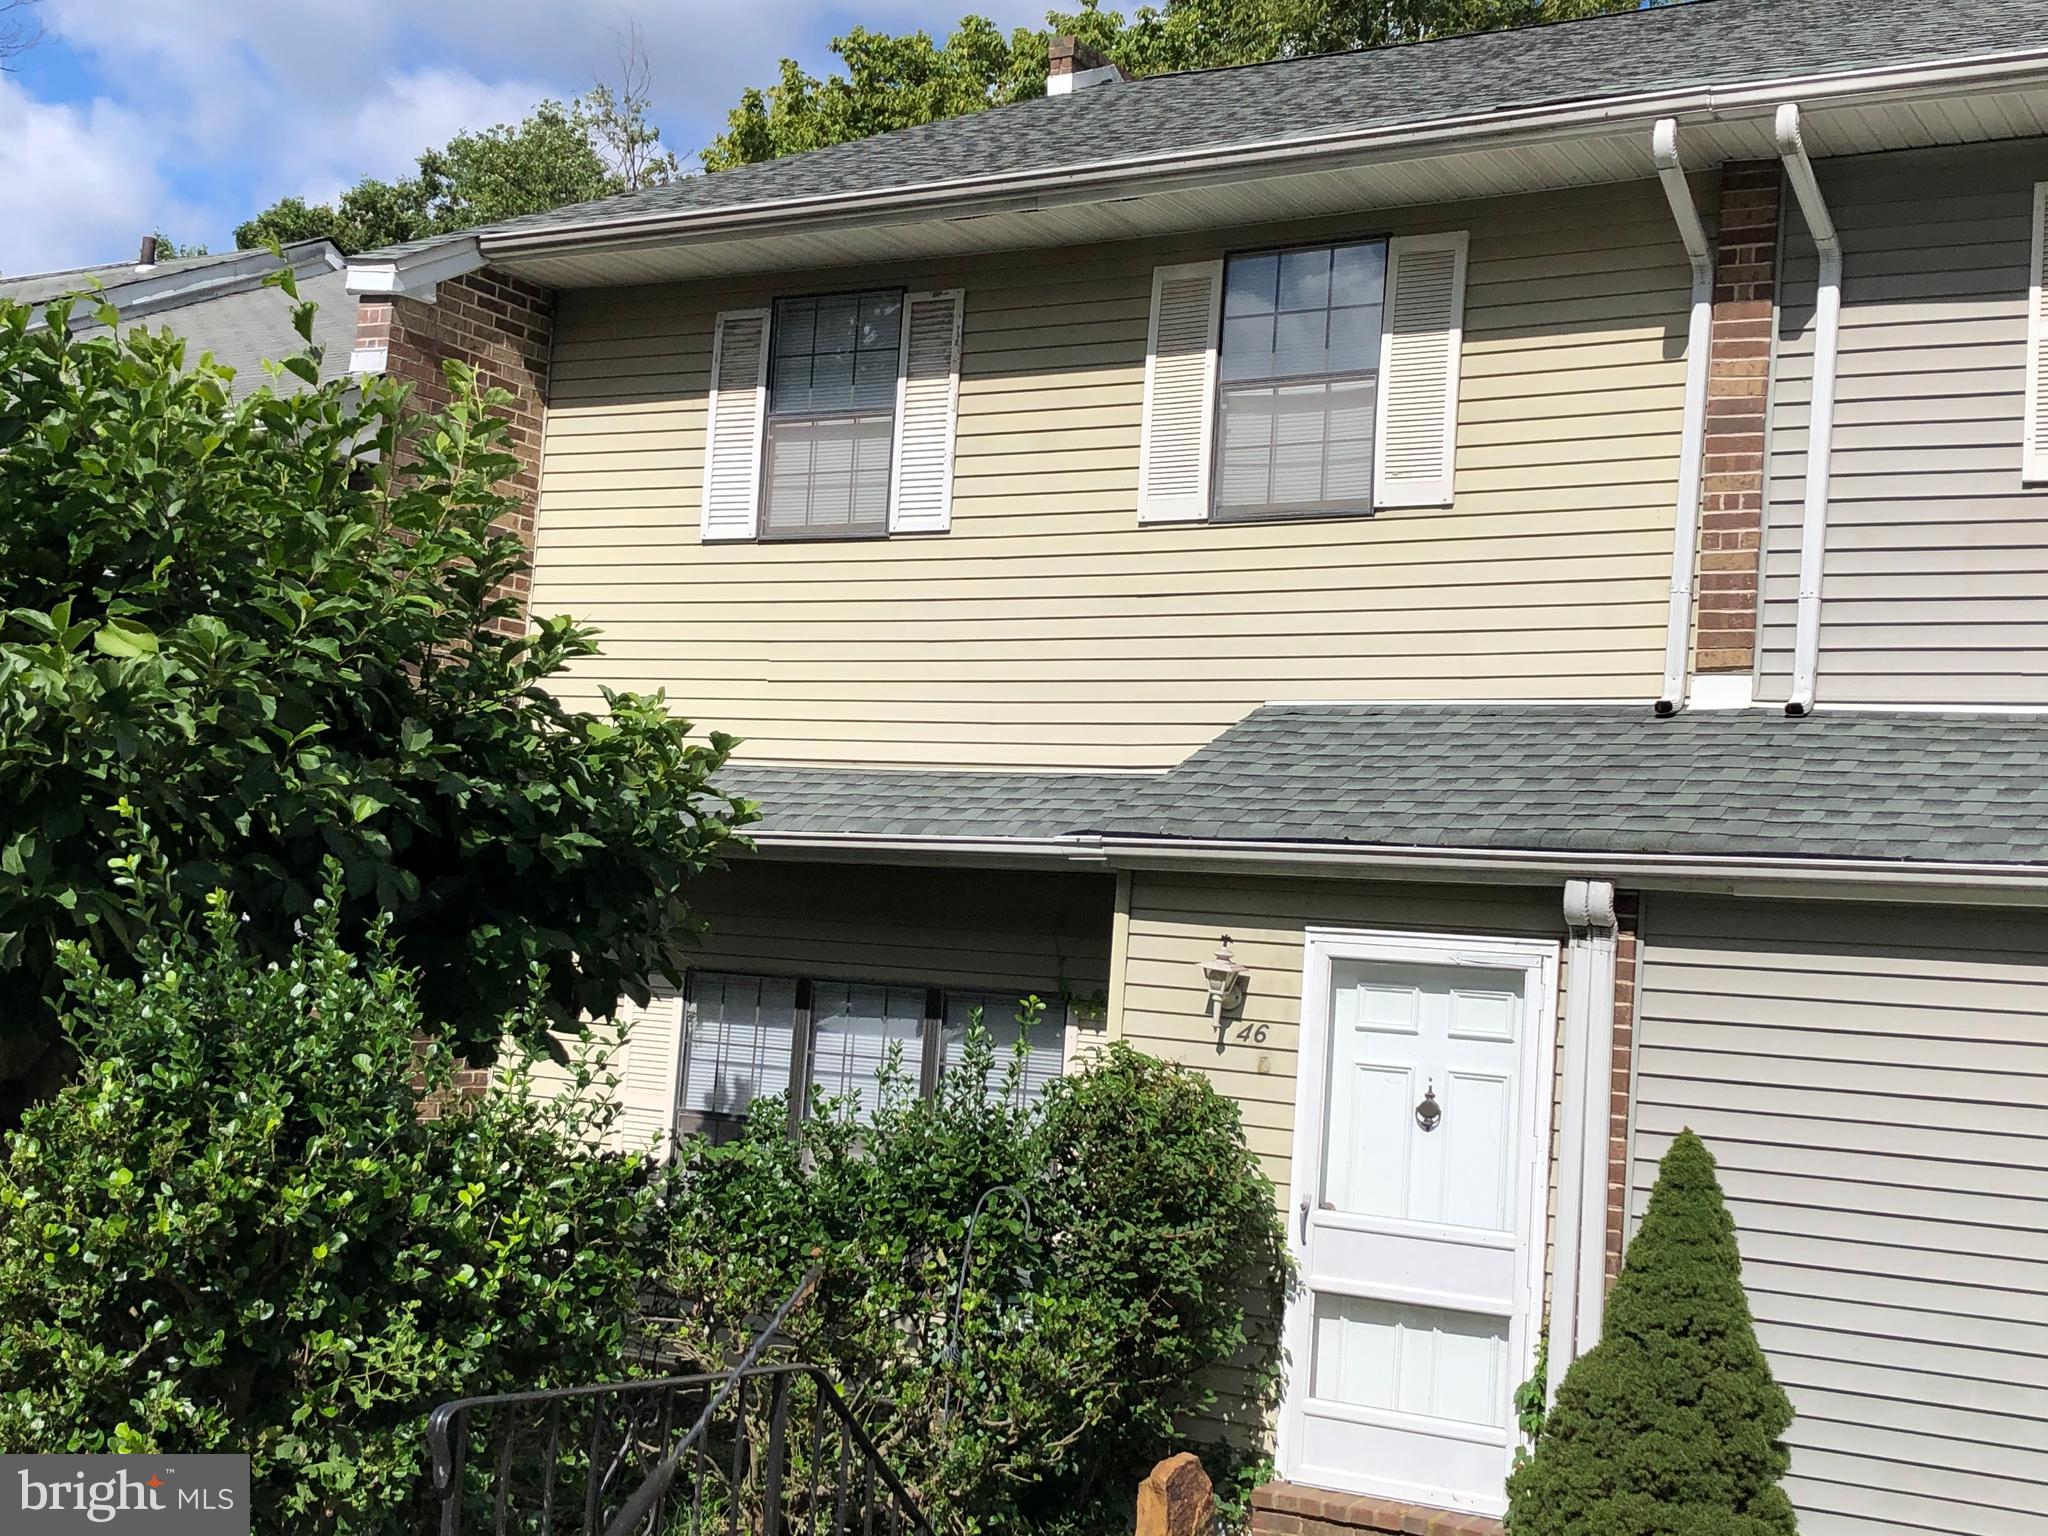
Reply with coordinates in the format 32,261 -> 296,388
1136,1452 -> 1215,1536
1250,1481 -> 1503,1536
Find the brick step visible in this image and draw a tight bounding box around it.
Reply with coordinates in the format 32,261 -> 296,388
1249,1480 -> 1503,1536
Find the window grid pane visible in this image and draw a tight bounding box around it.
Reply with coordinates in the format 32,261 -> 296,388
1215,240 -> 1385,515
682,973 -> 800,1119
763,290 -> 903,537
763,414 -> 894,535
941,991 -> 1067,1106
807,982 -> 927,1121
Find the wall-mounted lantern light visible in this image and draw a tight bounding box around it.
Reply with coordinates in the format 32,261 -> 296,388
1200,935 -> 1250,1014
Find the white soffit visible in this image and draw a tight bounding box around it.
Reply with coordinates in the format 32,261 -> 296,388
493,79 -> 2048,290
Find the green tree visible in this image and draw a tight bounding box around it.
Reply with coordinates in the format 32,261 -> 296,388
235,89 -> 684,255
150,233 -> 210,260
0,277 -> 750,1120
703,0 -> 1642,169
1506,1130 -> 1798,1536
668,1029 -> 1289,1533
0,855 -> 676,1532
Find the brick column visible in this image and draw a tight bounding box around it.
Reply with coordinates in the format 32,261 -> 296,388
1605,892 -> 1642,1283
1693,163 -> 1781,675
354,269 -> 554,631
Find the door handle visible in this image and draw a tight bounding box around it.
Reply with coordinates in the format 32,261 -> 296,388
1298,1199 -> 1310,1243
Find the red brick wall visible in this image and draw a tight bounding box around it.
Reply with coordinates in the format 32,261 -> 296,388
1607,892 -> 1641,1281
354,269 -> 554,631
1694,163 -> 1781,674
1252,1482 -> 1501,1536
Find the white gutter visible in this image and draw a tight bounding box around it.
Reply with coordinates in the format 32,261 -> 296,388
1550,878 -> 1618,1398
343,237 -> 485,301
1651,118 -> 1715,715
471,46 -> 2048,265
742,828 -> 2048,900
1776,102 -> 1842,717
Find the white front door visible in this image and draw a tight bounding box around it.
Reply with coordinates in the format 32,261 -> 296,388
1279,928 -> 1557,1517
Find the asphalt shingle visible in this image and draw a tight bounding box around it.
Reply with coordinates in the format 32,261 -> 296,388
724,705 -> 2048,867
364,0 -> 2036,261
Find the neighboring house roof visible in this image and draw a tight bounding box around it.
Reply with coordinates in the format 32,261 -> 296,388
726,705 -> 2048,870
724,766 -> 1142,842
358,0 -> 2041,268
0,240 -> 356,395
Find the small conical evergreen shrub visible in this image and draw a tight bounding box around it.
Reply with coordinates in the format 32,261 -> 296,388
1507,1129 -> 1798,1536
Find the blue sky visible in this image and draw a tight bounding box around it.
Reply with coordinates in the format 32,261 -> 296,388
0,0 -> 1050,276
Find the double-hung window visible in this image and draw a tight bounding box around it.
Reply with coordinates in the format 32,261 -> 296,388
1214,240 -> 1387,518
1136,231 -> 1466,523
678,970 -> 1069,1136
761,290 -> 905,538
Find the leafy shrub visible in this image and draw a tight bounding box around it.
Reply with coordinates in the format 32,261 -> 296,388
0,281 -> 750,1118
667,1027 -> 1289,1534
1506,1129 -> 1797,1536
0,856 -> 675,1534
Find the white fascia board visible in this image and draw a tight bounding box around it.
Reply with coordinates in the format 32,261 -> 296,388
740,829 -> 2048,904
479,46 -> 2048,263
344,237 -> 486,302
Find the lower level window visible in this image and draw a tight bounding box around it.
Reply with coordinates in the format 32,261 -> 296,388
680,970 -> 1069,1129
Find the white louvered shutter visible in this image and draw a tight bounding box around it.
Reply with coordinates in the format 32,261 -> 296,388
1373,232 -> 1469,509
1138,260 -> 1223,524
889,290 -> 965,533
610,983 -> 684,1158
2026,182 -> 2048,484
699,309 -> 770,540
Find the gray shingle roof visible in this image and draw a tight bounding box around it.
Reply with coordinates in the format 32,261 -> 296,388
722,765 -> 1140,840
0,248 -> 250,306
365,0 -> 2036,262
3,241 -> 355,395
725,705 -> 2048,868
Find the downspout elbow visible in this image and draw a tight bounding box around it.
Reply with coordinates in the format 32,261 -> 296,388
1652,118 -> 1714,716
1775,104 -> 1841,717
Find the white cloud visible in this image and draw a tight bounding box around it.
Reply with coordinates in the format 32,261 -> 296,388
5,0 -> 1055,266
0,75 -> 206,275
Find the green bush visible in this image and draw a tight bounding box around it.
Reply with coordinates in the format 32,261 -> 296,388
0,854 -> 675,1533
667,1026 -> 1289,1534
0,280 -> 750,1118
1506,1129 -> 1797,1536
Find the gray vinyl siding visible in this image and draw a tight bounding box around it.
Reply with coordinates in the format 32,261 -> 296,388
1632,895 -> 2048,1536
1759,139 -> 2048,705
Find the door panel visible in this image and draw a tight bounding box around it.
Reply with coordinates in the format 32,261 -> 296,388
1283,932 -> 1556,1518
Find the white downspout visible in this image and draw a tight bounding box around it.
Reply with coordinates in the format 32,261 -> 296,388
1652,119 -> 1714,716
1776,102 -> 1841,717
1548,878 -> 1618,1400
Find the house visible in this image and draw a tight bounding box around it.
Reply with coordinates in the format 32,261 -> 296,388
340,1 -> 2048,1531
0,237 -> 357,394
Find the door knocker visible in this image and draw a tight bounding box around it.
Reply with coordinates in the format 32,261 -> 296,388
1415,1083 -> 1443,1133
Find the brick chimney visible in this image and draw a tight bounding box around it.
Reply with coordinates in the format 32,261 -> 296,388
1048,35 -> 1124,95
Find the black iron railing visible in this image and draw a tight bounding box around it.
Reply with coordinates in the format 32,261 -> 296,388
423,1270 -> 932,1536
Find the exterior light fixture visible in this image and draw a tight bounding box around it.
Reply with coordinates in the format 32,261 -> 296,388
1200,935 -> 1250,1013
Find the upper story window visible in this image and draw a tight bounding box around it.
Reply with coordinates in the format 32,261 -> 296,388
1213,240 -> 1387,519
762,290 -> 905,539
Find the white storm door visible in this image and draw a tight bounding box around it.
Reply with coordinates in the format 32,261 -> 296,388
1279,929 -> 1557,1518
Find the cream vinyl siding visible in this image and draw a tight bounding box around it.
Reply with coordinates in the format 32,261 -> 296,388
1759,140 -> 2048,705
532,179 -> 1690,769
681,860 -> 1114,1000
1632,896 -> 2048,1536
1113,871 -> 1562,1195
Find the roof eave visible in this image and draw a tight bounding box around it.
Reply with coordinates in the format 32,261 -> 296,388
743,828 -> 2048,905
471,43 -> 2048,267
344,237 -> 485,301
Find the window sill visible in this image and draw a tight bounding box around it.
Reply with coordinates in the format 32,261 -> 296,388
1146,504 -> 1381,529
754,528 -> 895,544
